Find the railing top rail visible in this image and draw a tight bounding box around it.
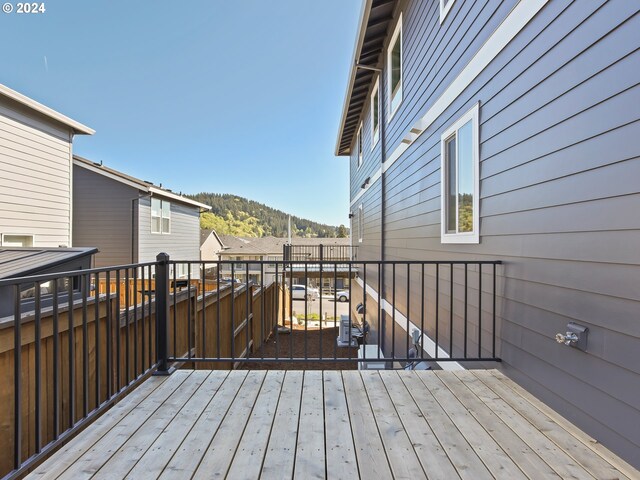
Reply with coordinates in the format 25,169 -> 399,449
0,261 -> 159,288
172,259 -> 503,265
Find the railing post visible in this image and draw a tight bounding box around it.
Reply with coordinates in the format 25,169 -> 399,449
154,252 -> 173,375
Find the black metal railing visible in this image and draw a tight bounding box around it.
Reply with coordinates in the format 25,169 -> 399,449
0,261 -> 159,479
156,257 -> 502,370
1,253 -> 501,478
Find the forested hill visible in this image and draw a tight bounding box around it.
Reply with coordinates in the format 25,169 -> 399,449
187,193 -> 348,238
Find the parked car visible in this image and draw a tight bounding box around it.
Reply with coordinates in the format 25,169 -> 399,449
291,284 -> 319,301
335,290 -> 349,302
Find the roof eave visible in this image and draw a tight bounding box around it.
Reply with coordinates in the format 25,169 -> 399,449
334,0 -> 373,156
0,84 -> 95,135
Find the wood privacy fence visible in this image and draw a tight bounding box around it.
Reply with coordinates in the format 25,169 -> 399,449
0,280 -> 287,478
97,278 -> 218,308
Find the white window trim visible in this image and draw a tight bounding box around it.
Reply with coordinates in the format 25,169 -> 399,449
357,122 -> 363,168
151,198 -> 172,235
371,76 -> 380,149
440,103 -> 480,244
1,233 -> 35,247
439,0 -> 455,24
387,12 -> 403,122
358,204 -> 363,243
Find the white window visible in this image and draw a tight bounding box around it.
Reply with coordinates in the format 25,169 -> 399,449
439,0 -> 455,24
358,204 -> 364,243
387,13 -> 403,120
440,103 -> 480,243
1,234 -> 34,247
357,122 -> 363,168
371,77 -> 380,148
151,198 -> 171,234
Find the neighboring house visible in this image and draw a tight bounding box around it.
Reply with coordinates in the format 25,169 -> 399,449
336,0 -> 640,468
200,228 -> 225,261
73,156 -> 211,277
216,235 -> 352,289
0,84 -> 94,248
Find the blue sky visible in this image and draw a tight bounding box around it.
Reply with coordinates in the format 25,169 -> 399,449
0,0 -> 361,226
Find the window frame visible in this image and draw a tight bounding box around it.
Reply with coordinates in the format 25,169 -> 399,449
357,122 -> 363,168
151,198 -> 171,234
439,0 -> 455,24
1,233 -> 35,247
386,12 -> 403,122
371,76 -> 380,149
440,103 -> 480,244
358,204 -> 364,243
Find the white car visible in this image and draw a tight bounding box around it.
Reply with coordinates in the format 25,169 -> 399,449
335,290 -> 349,302
291,284 -> 319,301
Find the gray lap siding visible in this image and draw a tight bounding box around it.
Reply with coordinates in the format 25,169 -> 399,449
351,0 -> 640,467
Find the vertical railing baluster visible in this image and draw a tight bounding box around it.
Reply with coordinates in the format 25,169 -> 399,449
333,263 -> 337,360
435,264 -> 439,361
133,268 -> 138,378
464,263 -> 468,359
392,263 -> 396,359
406,263 -> 410,361
94,273 -> 100,408
140,267 -> 145,372
13,284 -> 22,470
124,269 -> 130,385
34,282 -> 42,452
147,265 -> 153,368
67,276 -> 75,427
202,262 -> 207,360
106,271 -> 112,398
115,270 -> 121,391
260,263 -> 265,360
246,263 -> 250,363
216,263 -> 221,360
319,261 -> 322,361
478,263 -> 483,359
231,263 -> 235,362
493,263 -> 497,359
187,263 -> 192,360
420,263 -> 425,360
172,263 -> 177,359
53,280 -> 60,438
363,262 -> 367,362
275,262 -> 279,360
449,263 -> 454,358
304,263 -> 308,361
82,274 -> 89,417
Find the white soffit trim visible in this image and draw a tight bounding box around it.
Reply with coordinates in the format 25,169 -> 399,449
350,0 -> 548,208
356,277 -> 464,370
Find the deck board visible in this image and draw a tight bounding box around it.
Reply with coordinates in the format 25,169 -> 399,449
26,369 -> 637,480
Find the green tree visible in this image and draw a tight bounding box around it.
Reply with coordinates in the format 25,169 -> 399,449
336,225 -> 348,238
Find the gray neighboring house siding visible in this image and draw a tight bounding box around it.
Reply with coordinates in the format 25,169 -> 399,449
0,85 -> 93,248
138,196 -> 201,264
73,165 -> 135,266
72,158 -> 209,275
340,0 -> 640,468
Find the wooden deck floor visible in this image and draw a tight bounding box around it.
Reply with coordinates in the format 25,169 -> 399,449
27,369 -> 636,480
